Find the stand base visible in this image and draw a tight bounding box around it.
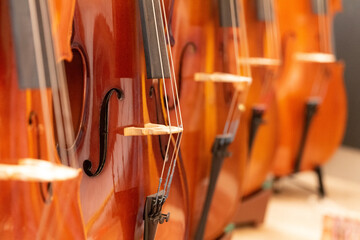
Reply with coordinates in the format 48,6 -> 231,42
232,188 -> 272,226
274,167 -> 326,198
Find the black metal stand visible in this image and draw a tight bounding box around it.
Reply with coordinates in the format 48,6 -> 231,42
195,134 -> 233,240
314,166 -> 325,197
292,98 -> 325,197
294,99 -> 319,172
248,106 -> 265,153
143,190 -> 170,240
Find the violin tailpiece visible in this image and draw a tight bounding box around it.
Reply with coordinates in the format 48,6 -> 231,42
143,190 -> 170,240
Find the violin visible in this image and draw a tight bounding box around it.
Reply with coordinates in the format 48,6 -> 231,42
171,0 -> 251,238
240,0 -> 281,197
67,0 -> 188,238
272,0 -> 346,188
0,0 -> 85,238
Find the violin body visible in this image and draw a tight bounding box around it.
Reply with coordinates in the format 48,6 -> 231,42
273,60 -> 346,175
0,160 -> 85,239
272,0 -> 347,176
241,70 -> 278,196
240,0 -> 280,196
0,0 -> 85,238
68,0 -> 188,238
171,0 -> 247,238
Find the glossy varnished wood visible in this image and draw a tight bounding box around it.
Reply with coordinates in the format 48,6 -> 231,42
69,0 -> 188,238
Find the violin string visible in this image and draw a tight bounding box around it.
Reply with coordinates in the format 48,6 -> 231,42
28,0 -> 59,237
311,0 -> 331,97
326,0 -> 334,54
259,0 -> 278,100
272,0 -> 281,60
228,94 -> 242,135
163,133 -> 182,198
238,0 -> 251,77
149,0 -> 175,202
260,0 -> 271,99
318,0 -> 327,53
38,0 -> 76,168
222,0 -> 242,136
49,6 -> 77,167
227,0 -> 251,136
41,0 -> 76,168
28,0 -> 57,164
160,0 -> 183,128
159,0 -> 184,198
56,63 -> 77,168
164,135 -> 182,198
231,0 -> 241,76
265,0 -> 272,58
266,0 -> 276,59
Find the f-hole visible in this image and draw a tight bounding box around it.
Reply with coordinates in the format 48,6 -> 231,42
83,88 -> 124,177
39,182 -> 53,204
63,47 -> 87,144
168,42 -> 197,110
29,111 -> 53,204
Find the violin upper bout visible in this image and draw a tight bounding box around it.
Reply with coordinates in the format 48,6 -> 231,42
48,0 -> 76,62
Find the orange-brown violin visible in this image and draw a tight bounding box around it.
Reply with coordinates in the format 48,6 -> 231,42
67,0 -> 188,238
0,0 -> 85,238
171,0 -> 251,238
272,0 -> 347,194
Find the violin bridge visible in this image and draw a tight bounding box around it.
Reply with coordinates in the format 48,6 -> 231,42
294,52 -> 336,63
237,57 -> 281,66
194,72 -> 252,87
123,123 -> 183,136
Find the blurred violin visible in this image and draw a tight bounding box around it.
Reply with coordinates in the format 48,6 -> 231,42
239,0 -> 281,197
66,0 -> 188,238
272,0 -> 347,194
0,0 -> 85,238
171,0 -> 252,238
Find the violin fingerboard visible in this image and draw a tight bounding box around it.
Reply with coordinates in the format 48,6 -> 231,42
139,0 -> 171,79
218,0 -> 240,27
9,0 -> 53,89
256,0 -> 274,22
312,0 -> 328,15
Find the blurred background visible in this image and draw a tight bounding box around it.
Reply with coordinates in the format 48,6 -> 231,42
335,0 -> 360,149
232,1 -> 360,239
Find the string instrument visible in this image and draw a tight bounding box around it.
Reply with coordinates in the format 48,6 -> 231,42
67,0 -> 188,238
171,0 -> 251,238
272,0 -> 346,184
0,0 -> 85,238
240,0 -> 281,197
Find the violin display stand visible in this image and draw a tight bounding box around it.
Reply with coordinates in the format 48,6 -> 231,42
273,166 -> 326,198
232,188 -> 272,226
291,99 -> 326,198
